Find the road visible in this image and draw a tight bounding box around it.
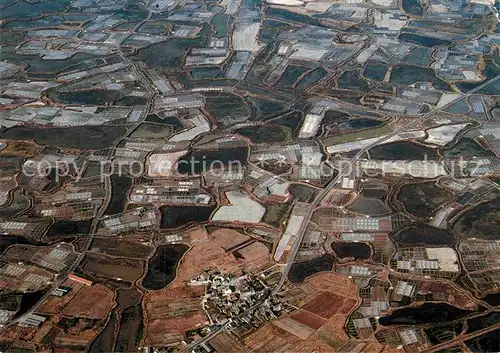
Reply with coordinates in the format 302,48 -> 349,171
179,74 -> 500,351
273,73 -> 500,294
180,299 -> 269,353
420,323 -> 500,353
2,46 -> 156,329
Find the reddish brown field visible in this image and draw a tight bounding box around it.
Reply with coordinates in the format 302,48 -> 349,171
209,333 -> 246,353
31,322 -> 56,344
1,245 -> 40,262
290,310 -> 326,330
255,271 -> 363,349
167,226 -> 270,284
418,280 -> 477,310
38,281 -> 84,315
146,297 -> 200,319
288,332 -> 346,353
61,284 -> 114,319
244,324 -> 299,352
238,242 -> 271,273
178,239 -> 242,278
143,226 -> 273,345
0,139 -> 42,157
319,313 -> 353,343
53,347 -> 91,353
338,340 -> 399,353
0,325 -> 39,342
319,189 -> 355,208
50,317 -> 102,350
302,292 -> 358,319
306,272 -> 359,298
143,227 -> 215,344
146,310 -> 208,346
210,228 -> 250,250
272,317 -> 314,340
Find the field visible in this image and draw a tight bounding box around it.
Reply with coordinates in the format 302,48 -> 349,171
115,305 -> 143,353
244,272 -> 360,351
38,280 -> 85,315
142,227 -> 215,345
210,228 -> 250,250
0,139 -> 43,157
209,333 -> 246,353
290,310 -> 326,330
146,310 -> 208,346
302,292 -> 358,319
244,324 -> 299,352
262,203 -> 292,228
311,207 -> 343,232
237,241 -> 271,273
308,272 -> 358,295
272,317 -> 315,340
322,124 -> 392,146
418,280 -> 478,310
90,236 -> 154,259
81,253 -> 145,283
146,298 -> 200,319
61,283 -> 115,319
244,321 -> 338,353
51,317 -> 103,350
320,189 -> 355,208
1,244 -> 40,262
141,226 -> 275,346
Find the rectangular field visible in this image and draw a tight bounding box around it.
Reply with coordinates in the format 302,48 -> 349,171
209,333 -> 246,353
290,310 -> 326,330
272,317 -> 314,340
302,292 -> 357,319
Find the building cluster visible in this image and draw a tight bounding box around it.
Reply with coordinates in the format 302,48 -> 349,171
34,183 -> 105,220
250,141 -> 328,184
431,178 -> 498,229
152,92 -> 211,142
0,176 -> 17,207
5,0 -> 171,64
0,105 -> 142,128
0,221 -> 50,240
0,81 -> 59,105
191,270 -> 288,337
243,165 -> 291,203
391,247 -> 460,279
347,278 -> 389,339
336,264 -> 384,288
130,179 -> 212,205
358,160 -> 448,179
459,239 -> 500,295
98,206 -> 158,234
299,99 -> 342,139
0,244 -> 76,295
19,151 -> 87,192
296,229 -> 326,261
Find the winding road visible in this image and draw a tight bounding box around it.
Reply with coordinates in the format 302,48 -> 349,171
274,74 -> 500,293
180,74 -> 500,352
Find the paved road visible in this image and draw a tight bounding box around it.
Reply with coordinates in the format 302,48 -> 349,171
180,74 -> 500,350
273,73 -> 500,294
420,323 -> 500,353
